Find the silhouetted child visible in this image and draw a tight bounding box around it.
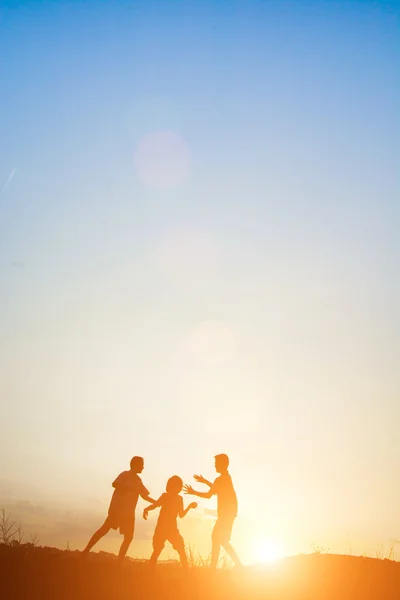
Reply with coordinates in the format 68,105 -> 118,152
83,456 -> 155,562
143,475 -> 197,570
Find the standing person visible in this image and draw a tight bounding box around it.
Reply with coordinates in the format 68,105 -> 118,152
183,454 -> 241,569
143,475 -> 197,570
82,456 -> 155,562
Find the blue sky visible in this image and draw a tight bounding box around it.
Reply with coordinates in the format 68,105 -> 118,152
0,0 -> 398,561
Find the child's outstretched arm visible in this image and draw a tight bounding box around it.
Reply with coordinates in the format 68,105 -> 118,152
179,502 -> 197,519
193,474 -> 213,487
143,496 -> 162,520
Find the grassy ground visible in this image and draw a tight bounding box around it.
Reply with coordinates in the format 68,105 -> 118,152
1,544 -> 399,600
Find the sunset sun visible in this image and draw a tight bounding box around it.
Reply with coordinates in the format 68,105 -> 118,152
253,540 -> 284,564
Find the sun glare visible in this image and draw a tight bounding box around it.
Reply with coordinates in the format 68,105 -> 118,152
254,539 -> 284,564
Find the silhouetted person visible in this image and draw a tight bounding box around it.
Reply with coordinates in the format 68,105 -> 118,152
184,453 -> 241,569
143,475 -> 197,571
82,456 -> 155,562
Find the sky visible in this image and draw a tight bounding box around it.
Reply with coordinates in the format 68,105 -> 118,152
0,0 -> 399,563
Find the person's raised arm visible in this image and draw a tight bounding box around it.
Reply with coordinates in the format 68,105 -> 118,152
183,484 -> 213,499
193,474 -> 213,487
179,501 -> 197,519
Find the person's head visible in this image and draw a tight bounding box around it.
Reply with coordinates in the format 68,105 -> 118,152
130,456 -> 144,473
214,453 -> 229,473
166,475 -> 183,495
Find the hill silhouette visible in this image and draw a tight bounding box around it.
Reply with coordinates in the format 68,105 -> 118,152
1,543 -> 399,600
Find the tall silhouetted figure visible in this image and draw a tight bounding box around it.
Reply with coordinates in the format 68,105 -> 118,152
184,453 -> 241,569
82,456 -> 155,562
143,475 -> 197,570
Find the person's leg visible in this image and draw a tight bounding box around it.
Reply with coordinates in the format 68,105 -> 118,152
82,521 -> 111,554
149,548 -> 162,569
177,548 -> 188,570
117,516 -> 135,563
221,542 -> 242,567
150,530 -> 164,570
172,533 -> 188,570
211,522 -> 221,569
211,540 -> 220,569
221,518 -> 241,567
118,533 -> 133,562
